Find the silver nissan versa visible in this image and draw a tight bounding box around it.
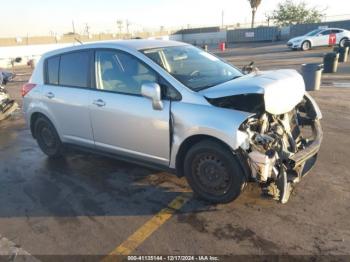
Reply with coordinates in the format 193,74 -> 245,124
23,40 -> 323,204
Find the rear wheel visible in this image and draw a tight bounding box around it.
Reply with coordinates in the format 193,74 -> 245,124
184,140 -> 246,203
301,41 -> 311,51
34,116 -> 63,158
339,38 -> 348,47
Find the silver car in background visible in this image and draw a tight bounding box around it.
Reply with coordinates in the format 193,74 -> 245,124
23,40 -> 323,204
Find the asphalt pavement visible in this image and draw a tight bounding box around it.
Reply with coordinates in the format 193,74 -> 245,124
0,42 -> 349,261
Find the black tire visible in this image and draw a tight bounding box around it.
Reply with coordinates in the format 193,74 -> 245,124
184,140 -> 246,204
339,38 -> 348,48
34,116 -> 63,158
301,41 -> 311,51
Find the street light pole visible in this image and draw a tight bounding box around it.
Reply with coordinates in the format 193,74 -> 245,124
72,20 -> 76,35
221,10 -> 224,28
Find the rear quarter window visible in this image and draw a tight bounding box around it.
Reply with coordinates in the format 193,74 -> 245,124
46,56 -> 60,85
332,29 -> 342,34
59,51 -> 90,88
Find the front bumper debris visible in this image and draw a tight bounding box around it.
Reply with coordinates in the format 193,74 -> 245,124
243,92 -> 323,203
290,120 -> 322,168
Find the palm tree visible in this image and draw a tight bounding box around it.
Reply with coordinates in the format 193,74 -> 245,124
248,0 -> 262,28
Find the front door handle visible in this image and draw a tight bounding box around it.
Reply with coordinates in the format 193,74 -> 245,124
93,99 -> 106,107
46,92 -> 55,99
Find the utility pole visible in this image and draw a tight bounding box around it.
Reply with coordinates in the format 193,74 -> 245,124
117,20 -> 123,35
265,13 -> 272,27
72,20 -> 76,35
126,20 -> 130,35
84,23 -> 90,36
221,10 -> 224,28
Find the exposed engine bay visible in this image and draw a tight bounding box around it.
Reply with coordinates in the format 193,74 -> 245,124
208,93 -> 323,203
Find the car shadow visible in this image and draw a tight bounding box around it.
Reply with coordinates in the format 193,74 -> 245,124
0,129 -> 214,218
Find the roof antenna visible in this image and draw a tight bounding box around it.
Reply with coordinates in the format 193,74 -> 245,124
74,37 -> 83,45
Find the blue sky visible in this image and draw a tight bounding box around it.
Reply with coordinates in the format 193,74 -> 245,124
2,0 -> 348,37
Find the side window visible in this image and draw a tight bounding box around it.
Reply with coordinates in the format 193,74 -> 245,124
95,50 -> 157,95
59,51 -> 90,88
159,76 -> 181,101
320,30 -> 331,36
46,56 -> 60,85
332,29 -> 342,34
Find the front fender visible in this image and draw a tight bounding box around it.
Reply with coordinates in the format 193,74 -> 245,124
169,102 -> 252,168
305,38 -> 313,45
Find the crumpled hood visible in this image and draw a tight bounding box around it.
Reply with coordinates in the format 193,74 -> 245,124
200,69 -> 306,115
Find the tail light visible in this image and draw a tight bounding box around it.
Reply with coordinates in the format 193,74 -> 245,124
21,83 -> 37,97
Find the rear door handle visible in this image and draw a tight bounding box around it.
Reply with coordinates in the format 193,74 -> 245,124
45,92 -> 55,99
93,99 -> 106,107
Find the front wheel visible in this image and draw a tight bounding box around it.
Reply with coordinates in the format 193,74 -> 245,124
301,41 -> 311,51
184,140 -> 246,203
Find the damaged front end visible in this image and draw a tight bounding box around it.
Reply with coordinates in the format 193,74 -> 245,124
208,92 -> 322,203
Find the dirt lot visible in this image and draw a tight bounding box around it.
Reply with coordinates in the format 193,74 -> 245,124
0,42 -> 349,260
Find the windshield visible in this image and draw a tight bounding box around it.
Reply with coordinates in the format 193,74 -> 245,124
305,29 -> 323,36
142,45 -> 243,91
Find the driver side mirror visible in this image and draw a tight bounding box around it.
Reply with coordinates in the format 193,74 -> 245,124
141,82 -> 163,110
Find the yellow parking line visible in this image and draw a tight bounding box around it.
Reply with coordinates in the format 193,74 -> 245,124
101,193 -> 191,261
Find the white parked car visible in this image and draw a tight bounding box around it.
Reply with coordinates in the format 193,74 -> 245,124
287,28 -> 350,51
